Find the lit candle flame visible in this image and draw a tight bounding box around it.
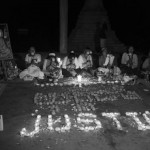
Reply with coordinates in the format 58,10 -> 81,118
57,58 -> 61,63
98,76 -> 102,82
77,75 -> 82,82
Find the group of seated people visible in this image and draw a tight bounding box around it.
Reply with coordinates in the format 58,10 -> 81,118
19,45 -> 150,81
19,46 -> 94,80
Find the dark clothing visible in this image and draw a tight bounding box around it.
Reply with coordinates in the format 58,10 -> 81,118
62,68 -> 80,77
121,65 -> 139,76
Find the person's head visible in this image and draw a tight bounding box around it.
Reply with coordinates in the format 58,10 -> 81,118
29,46 -> 36,56
48,53 -> 57,62
128,46 -> 134,54
101,47 -> 108,56
0,29 -> 3,38
84,48 -> 91,58
68,51 -> 75,61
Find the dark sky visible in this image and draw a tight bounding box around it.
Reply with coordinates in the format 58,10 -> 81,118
0,0 -> 150,52
104,0 -> 150,51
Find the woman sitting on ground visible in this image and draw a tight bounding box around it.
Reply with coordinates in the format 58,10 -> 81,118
62,51 -> 79,77
78,48 -> 94,76
19,47 -> 44,80
43,53 -> 62,79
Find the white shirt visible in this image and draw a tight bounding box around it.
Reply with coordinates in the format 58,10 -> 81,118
78,54 -> 93,69
25,54 -> 41,64
103,54 -> 115,67
121,52 -> 138,69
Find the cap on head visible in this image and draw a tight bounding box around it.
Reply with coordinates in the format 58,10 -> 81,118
49,53 -> 56,56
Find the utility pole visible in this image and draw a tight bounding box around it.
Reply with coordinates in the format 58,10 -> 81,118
59,0 -> 68,54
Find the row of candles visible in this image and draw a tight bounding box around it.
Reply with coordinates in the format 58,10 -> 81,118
34,75 -> 122,88
20,111 -> 150,137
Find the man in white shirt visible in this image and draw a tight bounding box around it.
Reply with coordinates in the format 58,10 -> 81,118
19,46 -> 44,80
121,46 -> 138,75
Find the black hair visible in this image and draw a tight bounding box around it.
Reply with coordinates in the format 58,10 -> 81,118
46,55 -> 58,66
68,52 -> 75,59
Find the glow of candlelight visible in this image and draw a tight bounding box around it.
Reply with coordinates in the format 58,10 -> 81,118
102,112 -> 123,130
98,76 -> 102,82
57,58 -> 61,63
126,112 -> 150,130
77,75 -> 82,82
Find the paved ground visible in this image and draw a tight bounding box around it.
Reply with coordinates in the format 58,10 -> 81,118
0,79 -> 150,150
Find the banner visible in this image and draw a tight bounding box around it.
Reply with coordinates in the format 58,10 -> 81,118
0,24 -> 13,60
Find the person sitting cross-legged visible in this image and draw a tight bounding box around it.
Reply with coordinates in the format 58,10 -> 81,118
142,51 -> 150,72
43,53 -> 62,79
19,46 -> 44,80
121,46 -> 138,75
97,48 -> 118,76
62,51 -> 79,77
25,46 -> 41,68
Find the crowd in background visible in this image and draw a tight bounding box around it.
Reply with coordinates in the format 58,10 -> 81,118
17,45 -> 150,82
0,25 -> 150,82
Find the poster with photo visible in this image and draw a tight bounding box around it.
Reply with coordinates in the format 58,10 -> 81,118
0,24 -> 13,60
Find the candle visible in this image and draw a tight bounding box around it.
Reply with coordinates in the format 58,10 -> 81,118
57,58 -> 61,63
77,75 -> 82,82
98,76 -> 102,82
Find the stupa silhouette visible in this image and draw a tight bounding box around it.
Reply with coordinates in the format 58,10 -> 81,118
68,0 -> 126,54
